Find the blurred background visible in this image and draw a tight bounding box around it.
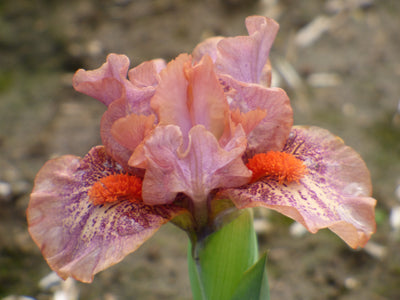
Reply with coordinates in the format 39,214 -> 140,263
0,0 -> 399,299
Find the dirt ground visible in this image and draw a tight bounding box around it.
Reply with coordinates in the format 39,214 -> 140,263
1,0 -> 400,299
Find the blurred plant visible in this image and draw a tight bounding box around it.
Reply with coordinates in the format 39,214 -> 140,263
27,16 -> 376,300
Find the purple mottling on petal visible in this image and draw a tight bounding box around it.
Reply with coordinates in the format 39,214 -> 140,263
27,146 -> 187,283
220,126 -> 376,249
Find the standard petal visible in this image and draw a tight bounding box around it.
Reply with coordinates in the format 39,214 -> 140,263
215,16 -> 279,85
100,98 -> 133,168
73,54 -> 129,106
220,126 -> 376,248
129,125 -> 251,206
100,94 -> 157,168
27,146 -> 187,282
151,54 -> 192,140
73,54 -> 159,114
192,36 -> 224,62
111,113 -> 155,152
221,75 -> 293,155
185,55 -> 229,140
128,59 -> 166,88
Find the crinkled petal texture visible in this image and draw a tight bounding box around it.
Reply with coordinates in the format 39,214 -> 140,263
193,16 -> 293,155
27,146 -> 187,282
129,53 -> 252,207
101,103 -> 156,169
222,77 -> 292,156
73,54 -> 129,106
151,53 -> 230,142
220,126 -> 376,248
73,53 -> 165,109
73,54 -> 166,167
193,16 -> 278,85
130,125 -> 251,206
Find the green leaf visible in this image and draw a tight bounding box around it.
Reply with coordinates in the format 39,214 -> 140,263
230,253 -> 269,300
188,209 -> 259,300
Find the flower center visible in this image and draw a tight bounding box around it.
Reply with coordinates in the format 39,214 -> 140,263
88,174 -> 143,205
246,151 -> 308,184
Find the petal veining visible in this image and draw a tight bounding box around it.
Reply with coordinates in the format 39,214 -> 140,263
27,146 -> 186,282
185,55 -> 229,139
129,125 -> 251,206
220,126 -> 376,248
151,54 -> 193,140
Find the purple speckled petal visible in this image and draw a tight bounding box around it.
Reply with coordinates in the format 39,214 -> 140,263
220,126 -> 376,248
27,146 -> 187,282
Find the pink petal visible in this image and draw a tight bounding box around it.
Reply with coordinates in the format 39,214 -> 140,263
220,126 -> 376,248
215,16 -> 279,85
73,54 -> 129,106
73,54 -> 162,115
100,98 -> 133,168
129,125 -> 251,206
111,113 -> 156,152
221,75 -> 293,155
151,54 -> 192,140
27,146 -> 187,282
230,108 -> 267,136
192,36 -> 223,62
128,59 -> 166,87
185,55 -> 229,140
151,54 -> 232,142
100,94 -> 157,168
218,108 -> 266,149
125,58 -> 165,115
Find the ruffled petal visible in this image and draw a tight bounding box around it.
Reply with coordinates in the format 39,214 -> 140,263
73,54 -> 129,106
218,108 -> 266,149
100,98 -> 133,168
73,54 -> 161,115
151,54 -> 192,140
151,54 -> 232,142
129,125 -> 251,206
185,55 -> 229,140
230,108 -> 267,136
192,36 -> 223,62
111,113 -> 156,152
220,126 -> 376,248
215,16 -> 279,85
222,75 -> 293,155
27,146 -> 187,282
128,59 -> 166,88
100,95 -> 157,168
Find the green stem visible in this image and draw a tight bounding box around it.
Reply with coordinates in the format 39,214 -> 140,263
188,242 -> 207,300
188,209 -> 259,300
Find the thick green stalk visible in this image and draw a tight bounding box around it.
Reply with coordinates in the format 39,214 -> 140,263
188,209 -> 259,300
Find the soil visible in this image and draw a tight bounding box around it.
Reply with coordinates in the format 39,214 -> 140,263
1,0 -> 400,299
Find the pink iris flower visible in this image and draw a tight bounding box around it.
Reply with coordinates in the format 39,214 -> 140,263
27,16 -> 376,283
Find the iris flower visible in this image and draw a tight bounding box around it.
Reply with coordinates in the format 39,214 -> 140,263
27,16 -> 376,283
